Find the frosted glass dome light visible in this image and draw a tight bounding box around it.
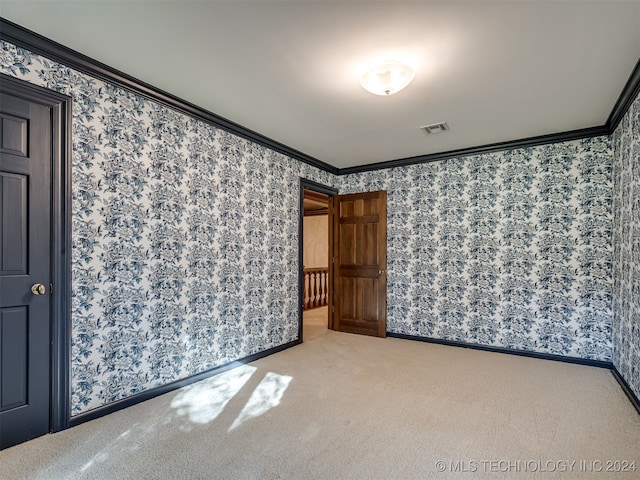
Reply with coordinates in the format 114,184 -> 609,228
360,61 -> 415,96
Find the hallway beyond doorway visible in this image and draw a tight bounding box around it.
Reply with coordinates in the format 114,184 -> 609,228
303,306 -> 328,341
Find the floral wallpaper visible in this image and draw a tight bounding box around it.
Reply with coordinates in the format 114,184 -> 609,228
1,37 -> 634,415
612,90 -> 640,400
1,41 -> 336,414
340,139 -> 614,361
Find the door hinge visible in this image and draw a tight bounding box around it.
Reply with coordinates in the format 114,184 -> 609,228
50,283 -> 54,294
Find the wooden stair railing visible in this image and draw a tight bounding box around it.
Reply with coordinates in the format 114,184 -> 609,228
303,267 -> 329,310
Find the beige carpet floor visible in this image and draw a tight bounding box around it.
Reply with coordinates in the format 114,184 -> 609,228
1,323 -> 639,479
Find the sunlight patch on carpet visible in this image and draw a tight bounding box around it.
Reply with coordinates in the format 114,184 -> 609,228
171,364 -> 256,424
229,372 -> 292,431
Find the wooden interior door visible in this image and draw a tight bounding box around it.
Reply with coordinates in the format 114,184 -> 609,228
333,191 -> 387,337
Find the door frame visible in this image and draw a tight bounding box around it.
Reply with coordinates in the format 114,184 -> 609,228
298,178 -> 337,341
1,74 -> 72,433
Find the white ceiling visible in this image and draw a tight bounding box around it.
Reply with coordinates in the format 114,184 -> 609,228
2,1 -> 639,169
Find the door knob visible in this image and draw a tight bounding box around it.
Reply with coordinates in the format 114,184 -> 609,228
31,283 -> 46,295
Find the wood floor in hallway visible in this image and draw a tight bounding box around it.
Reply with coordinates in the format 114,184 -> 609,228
303,305 -> 328,341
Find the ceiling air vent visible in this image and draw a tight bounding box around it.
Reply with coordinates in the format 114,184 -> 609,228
420,122 -> 450,135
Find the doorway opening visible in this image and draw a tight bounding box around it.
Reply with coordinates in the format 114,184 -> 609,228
299,179 -> 337,342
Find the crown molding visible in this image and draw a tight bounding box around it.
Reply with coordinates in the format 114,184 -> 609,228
0,17 -> 339,176
338,126 -> 609,174
339,54 -> 639,175
606,56 -> 640,133
1,17 -> 638,177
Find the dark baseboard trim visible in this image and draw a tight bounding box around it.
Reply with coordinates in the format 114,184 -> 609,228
339,126 -> 609,174
0,18 -> 338,176
389,332 -> 640,415
387,332 -> 613,369
68,339 -> 301,427
67,333 -> 640,428
611,367 -> 640,416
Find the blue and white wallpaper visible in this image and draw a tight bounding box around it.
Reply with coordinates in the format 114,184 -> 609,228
1,37 -> 635,415
1,41 -> 336,414
340,139 -> 614,361
612,89 -> 640,400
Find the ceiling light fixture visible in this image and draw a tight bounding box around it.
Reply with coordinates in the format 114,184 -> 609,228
360,61 -> 415,96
